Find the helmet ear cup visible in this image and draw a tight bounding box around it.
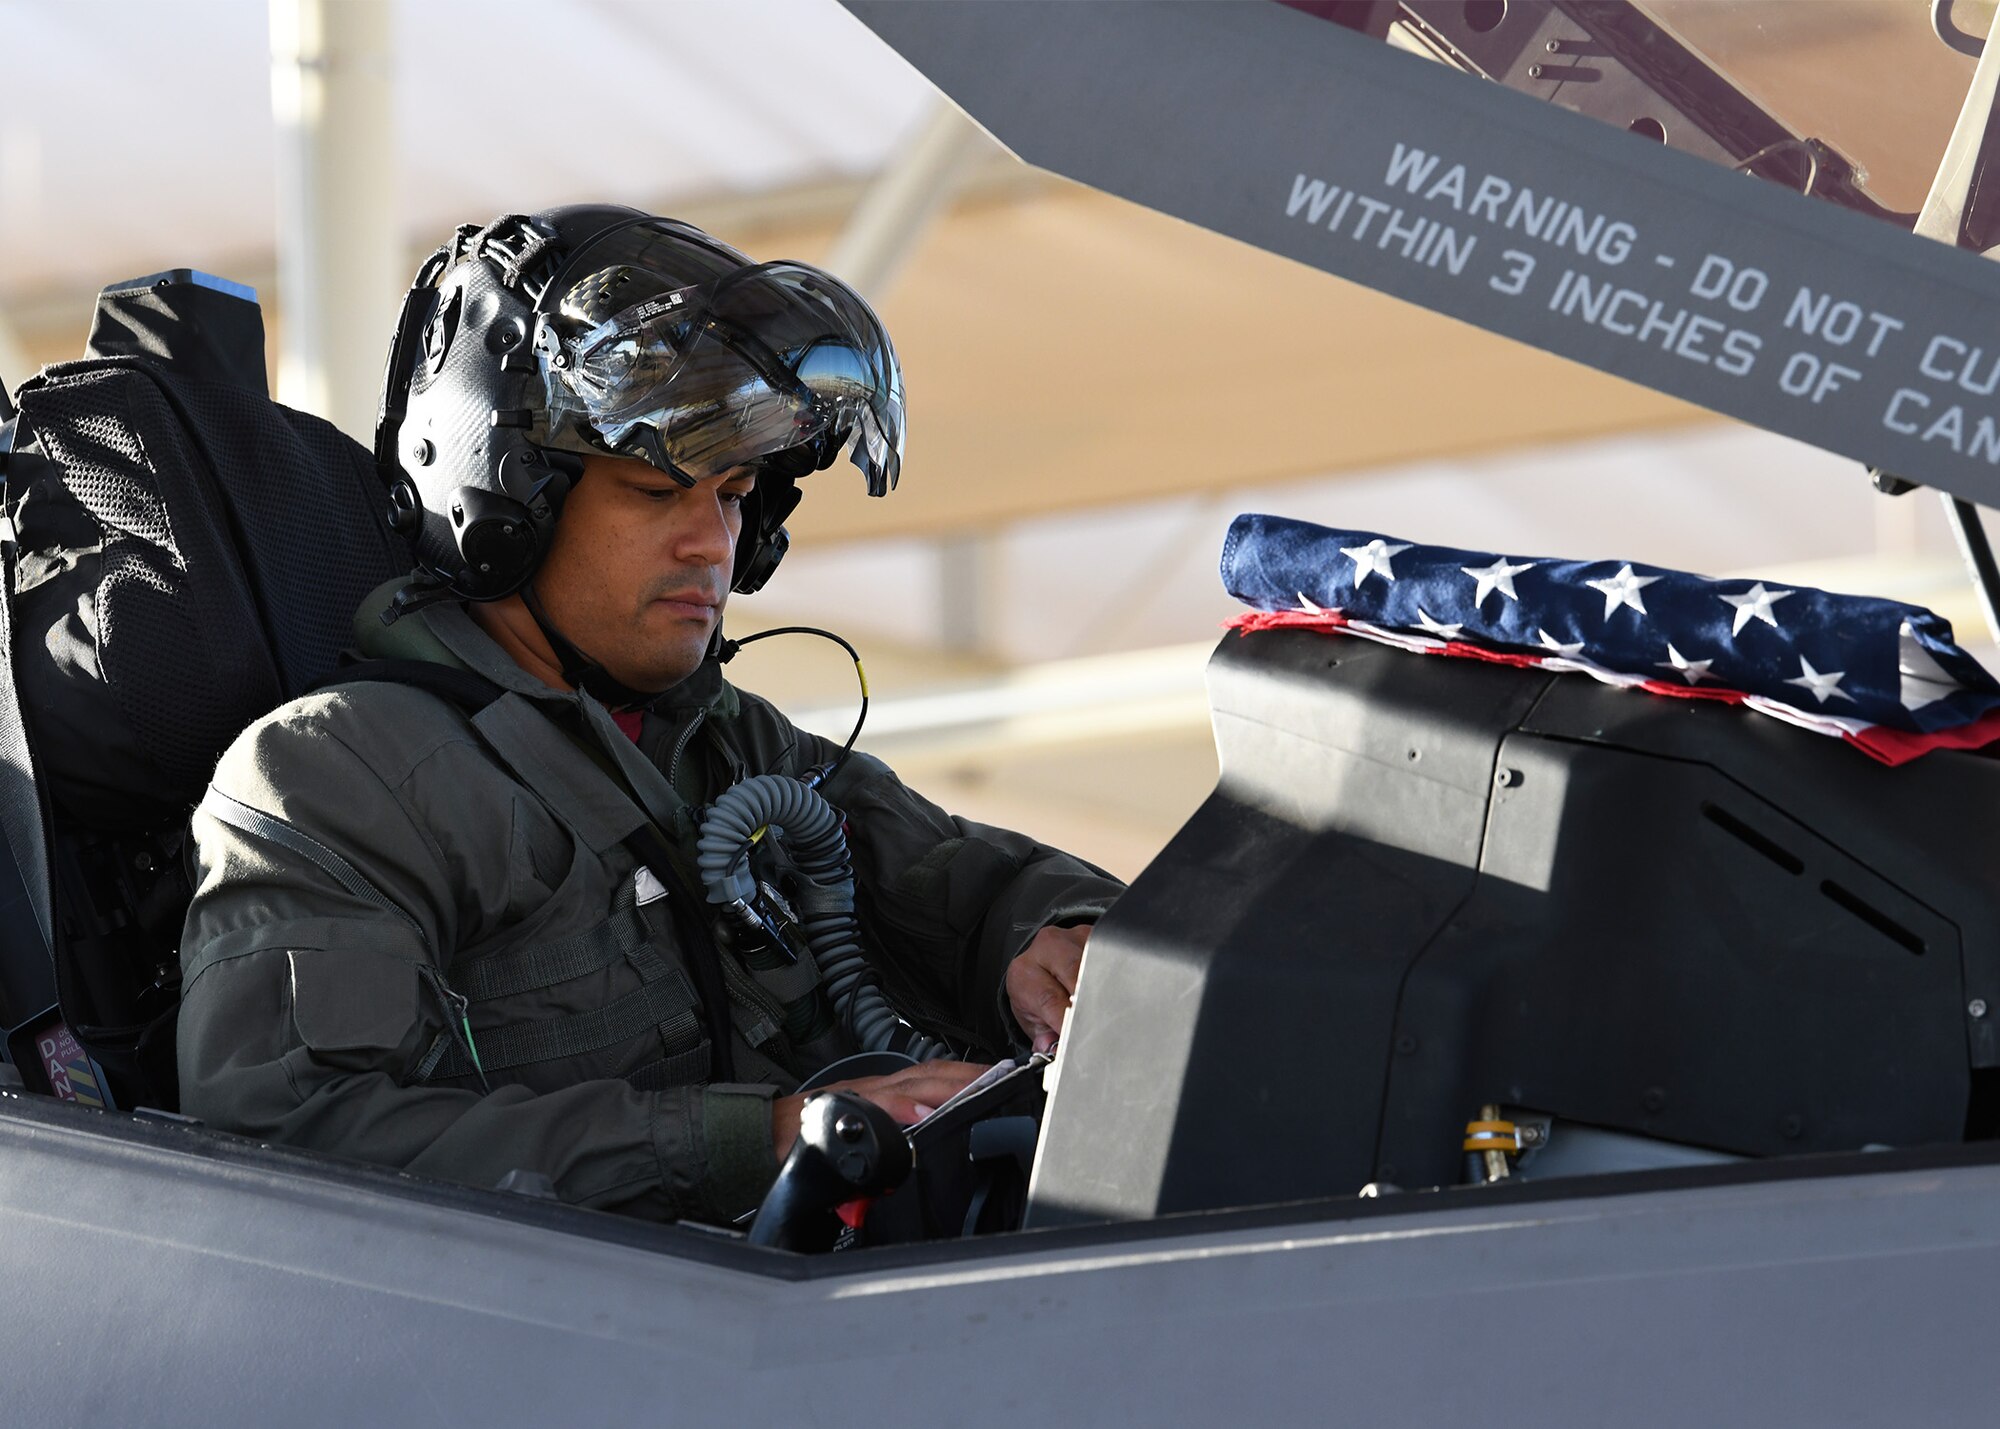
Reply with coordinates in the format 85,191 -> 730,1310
733,526 -> 789,595
447,485 -> 540,599
732,472 -> 802,595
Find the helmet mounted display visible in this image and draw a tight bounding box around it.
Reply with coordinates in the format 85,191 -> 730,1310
539,258 -> 902,498
376,206 -> 903,616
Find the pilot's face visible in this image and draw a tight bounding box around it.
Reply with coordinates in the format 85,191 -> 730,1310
530,452 -> 756,692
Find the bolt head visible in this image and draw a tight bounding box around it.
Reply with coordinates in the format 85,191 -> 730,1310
834,1113 -> 867,1143
488,318 -> 526,354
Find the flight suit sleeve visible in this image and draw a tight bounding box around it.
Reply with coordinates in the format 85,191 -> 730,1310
178,701 -> 777,1223
781,721 -> 1126,1054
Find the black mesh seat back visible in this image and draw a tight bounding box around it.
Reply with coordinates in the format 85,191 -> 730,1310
14,359 -> 404,823
169,375 -> 404,697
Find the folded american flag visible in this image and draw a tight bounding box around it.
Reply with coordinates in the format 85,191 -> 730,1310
1221,512 -> 2000,765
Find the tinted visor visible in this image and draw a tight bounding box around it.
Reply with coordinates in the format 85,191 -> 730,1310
542,259 -> 904,496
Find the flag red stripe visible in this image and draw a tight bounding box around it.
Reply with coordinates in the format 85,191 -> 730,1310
1844,707 -> 2000,765
1225,609 -> 2000,765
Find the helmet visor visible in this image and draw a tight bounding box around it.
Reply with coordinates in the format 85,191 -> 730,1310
542,260 -> 904,495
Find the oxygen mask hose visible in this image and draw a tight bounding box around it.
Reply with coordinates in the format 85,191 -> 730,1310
695,774 -> 948,1062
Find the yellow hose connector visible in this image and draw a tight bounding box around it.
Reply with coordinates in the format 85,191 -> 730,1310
1465,1104 -> 1519,1183
1462,1117 -> 1519,1152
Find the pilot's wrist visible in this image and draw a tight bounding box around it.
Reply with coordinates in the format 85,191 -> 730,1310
694,1082 -> 781,1219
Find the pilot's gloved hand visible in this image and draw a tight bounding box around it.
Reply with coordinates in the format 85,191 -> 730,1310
1007,923 -> 1092,1055
770,1060 -> 990,1161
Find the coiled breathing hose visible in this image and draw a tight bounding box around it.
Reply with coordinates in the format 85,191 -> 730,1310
695,773 -> 948,1062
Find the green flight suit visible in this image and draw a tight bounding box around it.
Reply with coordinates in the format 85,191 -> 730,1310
176,600 -> 1122,1223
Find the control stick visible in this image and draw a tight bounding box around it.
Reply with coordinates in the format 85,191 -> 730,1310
747,1091 -> 913,1251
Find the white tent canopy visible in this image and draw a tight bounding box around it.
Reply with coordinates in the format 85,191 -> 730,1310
0,0 -> 934,300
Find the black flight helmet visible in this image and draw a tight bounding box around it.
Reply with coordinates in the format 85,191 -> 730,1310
377,205 -> 904,613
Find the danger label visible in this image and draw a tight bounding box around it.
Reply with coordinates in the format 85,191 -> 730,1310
37,1023 -> 106,1108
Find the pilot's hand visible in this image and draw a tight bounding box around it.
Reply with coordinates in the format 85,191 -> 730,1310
1007,922 -> 1091,1055
770,1060 -> 990,1161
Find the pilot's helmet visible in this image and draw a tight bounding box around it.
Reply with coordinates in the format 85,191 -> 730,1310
379,205 -> 904,605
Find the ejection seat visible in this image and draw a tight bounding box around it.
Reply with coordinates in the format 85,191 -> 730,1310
0,271 -> 408,1110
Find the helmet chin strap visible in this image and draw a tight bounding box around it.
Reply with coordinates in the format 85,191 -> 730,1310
518,580 -> 680,712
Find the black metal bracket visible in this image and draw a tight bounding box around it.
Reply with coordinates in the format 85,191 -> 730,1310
1945,497 -> 2000,645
